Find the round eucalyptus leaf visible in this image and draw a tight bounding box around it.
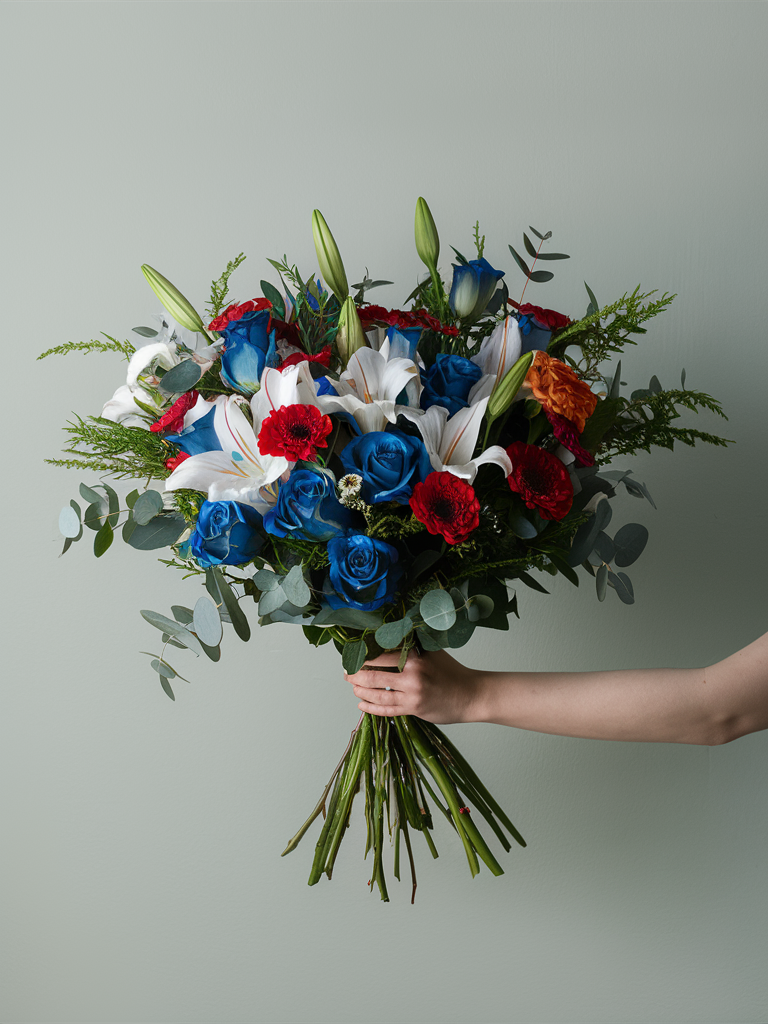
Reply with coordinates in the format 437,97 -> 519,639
608,571 -> 635,605
510,514 -> 538,540
132,489 -> 164,526
342,639 -> 368,675
126,513 -> 186,550
419,588 -> 457,631
375,616 -> 413,650
125,489 -> 140,509
93,520 -> 114,557
193,596 -> 223,647
150,658 -> 176,679
171,605 -> 194,625
282,565 -> 311,607
613,523 -> 649,567
79,483 -> 103,506
59,505 -> 81,538
592,531 -> 615,564
416,627 -> 449,651
259,585 -> 287,617
201,641 -> 221,662
467,594 -> 494,622
596,564 -> 608,602
83,501 -> 105,531
446,616 -> 475,649
253,569 -> 280,592
158,359 -> 203,396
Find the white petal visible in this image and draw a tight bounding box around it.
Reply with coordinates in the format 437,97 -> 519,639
438,400 -> 488,467
470,317 -> 522,382
467,374 -> 496,405
397,405 -> 447,457
126,342 -> 178,387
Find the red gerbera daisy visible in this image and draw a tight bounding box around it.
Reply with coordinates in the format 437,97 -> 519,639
257,404 -> 333,462
505,441 -> 574,520
409,471 -> 480,545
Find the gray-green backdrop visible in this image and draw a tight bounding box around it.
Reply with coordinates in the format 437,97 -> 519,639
2,3 -> 766,1022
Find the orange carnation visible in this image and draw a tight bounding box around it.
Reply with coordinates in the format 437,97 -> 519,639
524,351 -> 597,433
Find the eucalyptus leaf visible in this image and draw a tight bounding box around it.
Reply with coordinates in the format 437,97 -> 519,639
613,523 -> 649,567
259,585 -> 287,617
79,483 -> 102,505
126,513 -> 186,550
253,568 -> 280,592
680,368 -> 687,388
608,571 -> 635,605
547,553 -> 580,587
132,489 -> 164,526
59,505 -> 81,538
102,483 -> 120,528
419,589 -> 457,631
375,616 -> 413,650
60,538 -> 73,556
649,375 -> 662,393
158,359 -> 203,396
133,326 -> 158,338
193,596 -> 223,647
523,232 -> 538,259
212,571 -> 251,641
596,564 -> 608,602
508,245 -> 530,276
159,676 -> 175,701
171,605 -> 194,625
150,658 -> 177,679
140,610 -> 203,657
584,282 -> 599,315
592,531 -> 615,564
303,625 -> 332,647
342,640 -> 368,675
609,360 -> 622,400
534,252 -> 570,261
122,518 -> 136,544
446,616 -> 475,649
93,520 -> 113,557
125,489 -> 140,509
312,606 -> 384,630
467,595 -> 494,622
259,280 -> 285,320
510,514 -> 538,540
282,564 -> 311,607
200,641 -> 221,662
84,500 -> 105,531
416,627 -> 449,651
408,548 -> 442,583
528,270 -> 555,283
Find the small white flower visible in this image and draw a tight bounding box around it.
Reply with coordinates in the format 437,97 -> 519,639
339,473 -> 363,498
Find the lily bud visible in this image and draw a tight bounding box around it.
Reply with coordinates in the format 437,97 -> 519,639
414,197 -> 440,270
336,297 -> 367,367
141,265 -> 206,334
312,210 -> 348,302
486,351 -> 534,422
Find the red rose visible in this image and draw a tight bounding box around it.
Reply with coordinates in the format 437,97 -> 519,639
150,390 -> 200,435
257,403 -> 333,462
543,408 -> 595,467
517,304 -> 571,332
208,298 -> 272,333
505,442 -> 574,520
409,471 -> 480,545
279,345 -> 332,370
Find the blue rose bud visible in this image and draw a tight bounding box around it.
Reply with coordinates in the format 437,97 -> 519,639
219,309 -> 277,395
189,500 -> 264,569
340,429 -> 431,504
263,469 -> 360,542
326,532 -> 403,611
449,258 -> 505,321
420,353 -> 483,416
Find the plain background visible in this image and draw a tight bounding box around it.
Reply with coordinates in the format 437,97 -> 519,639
2,3 -> 767,1023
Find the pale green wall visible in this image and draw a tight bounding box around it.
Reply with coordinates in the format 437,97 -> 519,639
2,3 -> 767,1022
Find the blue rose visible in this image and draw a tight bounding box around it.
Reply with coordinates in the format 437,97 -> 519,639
340,429 -> 431,504
517,315 -> 551,355
420,354 -> 483,416
220,309 -> 278,395
164,406 -> 222,456
326,532 -> 403,611
262,469 -> 360,542
386,324 -> 422,361
189,500 -> 264,568
449,258 -> 505,321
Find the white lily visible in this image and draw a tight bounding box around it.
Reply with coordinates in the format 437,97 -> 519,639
470,316 -> 523,388
399,400 -> 512,482
317,339 -> 421,433
101,382 -> 164,428
164,394 -> 289,511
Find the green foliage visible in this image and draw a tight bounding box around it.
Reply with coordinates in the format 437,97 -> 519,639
37,334 -> 135,361
206,253 -> 246,319
267,255 -> 341,355
366,507 -> 426,541
45,415 -> 173,479
550,287 -> 676,377
172,489 -> 205,522
600,387 -> 731,461
472,221 -> 485,260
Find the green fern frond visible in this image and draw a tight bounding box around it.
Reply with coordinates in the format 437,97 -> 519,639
38,334 -> 135,361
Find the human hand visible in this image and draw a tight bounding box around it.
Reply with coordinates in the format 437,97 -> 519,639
346,649 -> 483,724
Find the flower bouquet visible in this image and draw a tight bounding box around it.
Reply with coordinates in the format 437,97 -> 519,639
45,200 -> 728,901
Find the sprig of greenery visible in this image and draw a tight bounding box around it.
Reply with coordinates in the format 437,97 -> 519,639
601,387 -> 731,461
38,334 -> 135,361
172,489 -> 206,522
473,221 -> 485,259
550,287 -> 676,378
46,416 -> 173,479
206,253 -> 246,319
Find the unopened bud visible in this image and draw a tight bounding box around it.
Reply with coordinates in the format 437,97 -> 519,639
312,210 -> 348,302
414,197 -> 440,270
486,352 -> 534,422
336,297 -> 367,366
141,265 -> 206,334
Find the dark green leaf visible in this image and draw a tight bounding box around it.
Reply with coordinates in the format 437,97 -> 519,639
260,279 -> 285,320
158,359 -> 202,396
375,616 -> 413,650
171,605 -> 194,624
468,578 -> 510,630
419,589 -> 457,631
584,282 -> 599,315
303,625 -> 332,647
534,252 -> 570,261
60,538 -> 73,556
649,375 -> 662,393
680,368 -> 687,389
608,571 -> 635,604
528,270 -> 555,283
193,596 -> 223,646
450,246 -> 469,265
592,531 -> 615,563
622,477 -> 656,509
467,595 -> 494,622
446,616 -> 475,649
342,640 -> 368,674
509,513 -> 538,540
59,505 -> 81,538
83,500 -> 105,531
159,676 -> 175,701
125,489 -> 140,509
613,523 -> 649,567
126,513 -> 186,550
79,483 -> 103,505
132,489 -> 164,526
212,570 -> 251,641
102,483 -> 120,528
596,564 -> 608,602
132,326 -> 158,338
609,360 -> 622,400
508,245 -> 530,276
200,641 -> 221,662
528,226 -> 546,240
312,606 -> 384,630
547,552 -> 580,587
122,517 -> 136,544
523,233 -> 538,259
253,568 -> 280,592
416,627 -> 449,651
93,520 -> 113,557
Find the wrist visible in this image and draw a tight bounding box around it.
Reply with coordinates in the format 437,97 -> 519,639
463,668 -> 498,724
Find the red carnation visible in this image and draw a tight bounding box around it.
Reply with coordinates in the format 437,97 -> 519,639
358,305 -> 459,338
208,298 -> 272,333
544,408 -> 595,467
164,450 -> 190,473
409,472 -> 480,545
505,442 -> 574,520
257,404 -> 333,462
516,303 -> 571,332
279,346 -> 332,370
150,390 -> 200,435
